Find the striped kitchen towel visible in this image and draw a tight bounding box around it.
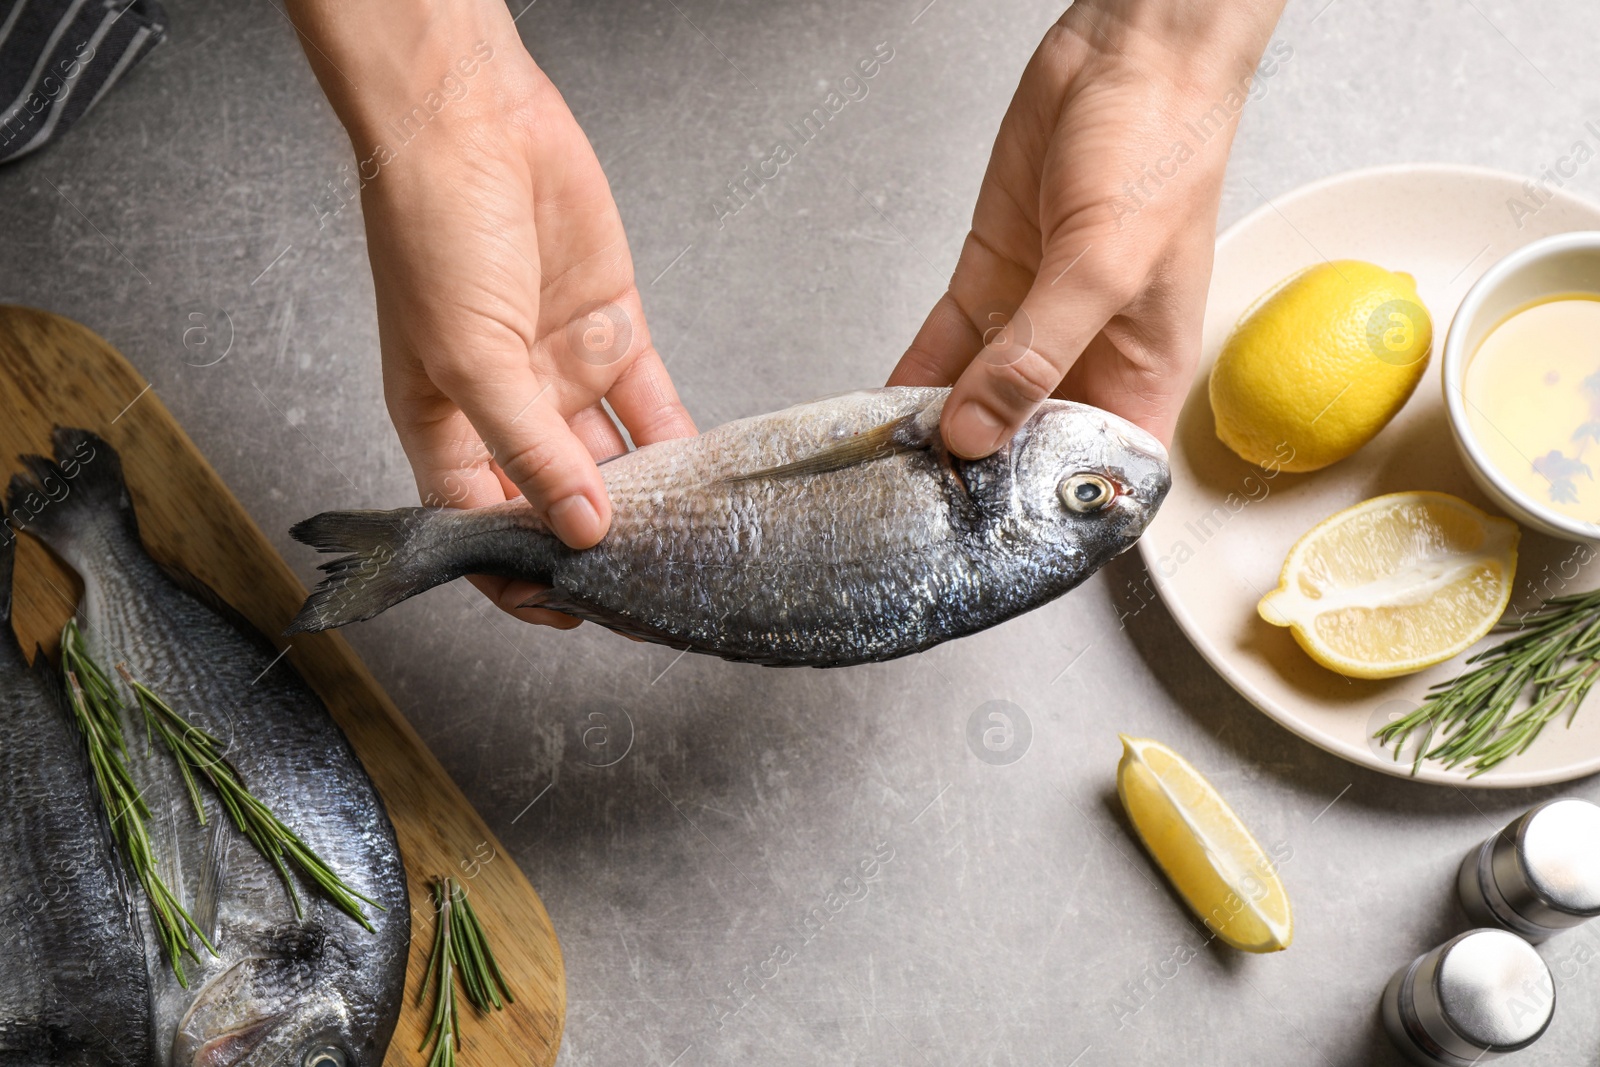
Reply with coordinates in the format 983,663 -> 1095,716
0,0 -> 166,163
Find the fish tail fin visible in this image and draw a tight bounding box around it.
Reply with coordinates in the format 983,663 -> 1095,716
286,507 -> 464,634
5,428 -> 136,571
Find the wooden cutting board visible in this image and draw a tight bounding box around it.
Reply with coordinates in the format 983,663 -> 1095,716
0,306 -> 564,1066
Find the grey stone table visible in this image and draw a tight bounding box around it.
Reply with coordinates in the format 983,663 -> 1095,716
4,0 -> 1599,1063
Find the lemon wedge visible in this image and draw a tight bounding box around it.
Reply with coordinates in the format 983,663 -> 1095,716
1116,735 -> 1293,952
1257,491 -> 1519,679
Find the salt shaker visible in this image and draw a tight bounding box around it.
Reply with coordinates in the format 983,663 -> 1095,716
1457,797 -> 1600,941
1381,929 -> 1554,1066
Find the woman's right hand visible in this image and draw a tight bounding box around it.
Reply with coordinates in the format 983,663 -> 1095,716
288,0 -> 696,626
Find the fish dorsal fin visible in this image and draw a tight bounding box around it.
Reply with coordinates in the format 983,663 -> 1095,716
154,558 -> 287,662
723,403 -> 942,484
155,559 -> 254,633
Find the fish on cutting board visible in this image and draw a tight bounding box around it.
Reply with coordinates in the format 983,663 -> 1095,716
0,529 -> 152,1067
4,429 -> 410,1067
287,387 -> 1170,666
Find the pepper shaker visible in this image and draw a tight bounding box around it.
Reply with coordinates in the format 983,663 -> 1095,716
1381,929 -> 1554,1066
1457,797 -> 1600,941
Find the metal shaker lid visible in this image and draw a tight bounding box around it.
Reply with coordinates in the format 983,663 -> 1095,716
1433,930 -> 1553,1051
1517,798 -> 1600,917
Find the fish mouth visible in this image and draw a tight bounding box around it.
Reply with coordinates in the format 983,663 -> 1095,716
1140,457 -> 1173,511
1099,413 -> 1171,513
1108,426 -> 1171,518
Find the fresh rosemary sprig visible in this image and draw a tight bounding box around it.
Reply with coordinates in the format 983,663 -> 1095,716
115,663 -> 381,930
62,617 -> 380,983
60,621 -> 215,986
1375,588 -> 1600,776
420,877 -> 515,1067
420,880 -> 462,1067
450,879 -> 514,1012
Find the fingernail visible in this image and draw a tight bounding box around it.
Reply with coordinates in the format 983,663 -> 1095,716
547,494 -> 604,548
945,402 -> 1009,459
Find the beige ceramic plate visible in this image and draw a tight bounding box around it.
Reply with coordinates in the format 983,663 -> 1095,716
1141,164 -> 1600,788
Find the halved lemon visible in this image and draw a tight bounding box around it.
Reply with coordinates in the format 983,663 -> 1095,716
1116,735 -> 1293,952
1257,491 -> 1519,679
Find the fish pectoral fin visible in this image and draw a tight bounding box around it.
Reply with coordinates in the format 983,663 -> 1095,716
723,409 -> 938,484
518,591 -> 691,649
938,447 -> 972,499
175,1016 -> 279,1067
193,818 -> 229,948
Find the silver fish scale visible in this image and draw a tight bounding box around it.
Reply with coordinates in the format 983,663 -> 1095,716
531,389 -> 1158,665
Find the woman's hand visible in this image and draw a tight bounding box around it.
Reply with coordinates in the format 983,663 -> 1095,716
889,0 -> 1287,454
288,0 -> 695,625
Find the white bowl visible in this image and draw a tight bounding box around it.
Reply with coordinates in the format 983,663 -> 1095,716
1442,231 -> 1600,543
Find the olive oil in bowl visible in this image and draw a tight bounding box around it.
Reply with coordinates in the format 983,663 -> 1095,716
1463,293 -> 1600,526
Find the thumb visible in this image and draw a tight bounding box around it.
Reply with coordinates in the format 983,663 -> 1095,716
431,345 -> 611,549
941,246 -> 1130,458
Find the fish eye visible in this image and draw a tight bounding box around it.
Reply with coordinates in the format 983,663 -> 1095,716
304,1049 -> 346,1067
1059,473 -> 1115,513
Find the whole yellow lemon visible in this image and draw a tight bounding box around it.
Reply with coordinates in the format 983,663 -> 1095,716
1209,260 -> 1431,472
